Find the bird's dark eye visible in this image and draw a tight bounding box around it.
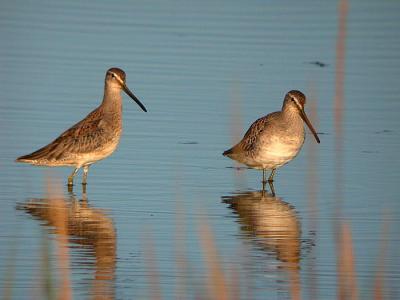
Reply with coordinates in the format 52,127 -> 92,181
111,73 -> 115,78
291,97 -> 295,101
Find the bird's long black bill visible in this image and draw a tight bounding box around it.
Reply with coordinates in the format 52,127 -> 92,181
300,109 -> 320,143
123,84 -> 147,112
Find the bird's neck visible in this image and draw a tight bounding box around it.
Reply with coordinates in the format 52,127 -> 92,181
282,105 -> 301,120
101,87 -> 123,114
282,106 -> 303,128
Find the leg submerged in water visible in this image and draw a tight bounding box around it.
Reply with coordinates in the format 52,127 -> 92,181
68,168 -> 79,186
82,165 -> 90,185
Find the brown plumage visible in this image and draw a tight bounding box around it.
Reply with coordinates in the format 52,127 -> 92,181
223,90 -> 320,183
16,67 -> 147,186
17,109 -> 109,164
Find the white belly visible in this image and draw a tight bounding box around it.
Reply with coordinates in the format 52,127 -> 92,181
251,134 -> 305,170
72,137 -> 120,168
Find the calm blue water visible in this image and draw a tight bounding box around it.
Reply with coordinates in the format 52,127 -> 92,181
1,0 -> 399,299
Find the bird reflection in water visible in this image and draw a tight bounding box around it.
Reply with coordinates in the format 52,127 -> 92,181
18,188 -> 116,299
222,185 -> 301,298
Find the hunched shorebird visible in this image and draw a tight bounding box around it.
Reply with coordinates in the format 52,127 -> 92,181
16,67 -> 147,187
223,90 -> 320,184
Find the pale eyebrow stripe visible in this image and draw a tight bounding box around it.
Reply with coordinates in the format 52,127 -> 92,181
289,93 -> 303,110
110,72 -> 125,85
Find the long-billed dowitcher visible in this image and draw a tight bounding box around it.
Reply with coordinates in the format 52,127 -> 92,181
16,67 -> 147,186
223,90 -> 320,184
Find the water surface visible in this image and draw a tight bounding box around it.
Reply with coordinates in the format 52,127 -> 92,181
1,0 -> 400,299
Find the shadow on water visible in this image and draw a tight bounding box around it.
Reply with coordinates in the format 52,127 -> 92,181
222,185 -> 303,299
17,187 -> 116,300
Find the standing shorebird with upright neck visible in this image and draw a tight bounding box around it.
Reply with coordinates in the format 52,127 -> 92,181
16,68 -> 147,187
223,90 -> 320,185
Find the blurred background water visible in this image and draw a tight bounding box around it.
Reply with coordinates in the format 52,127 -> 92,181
1,0 -> 399,299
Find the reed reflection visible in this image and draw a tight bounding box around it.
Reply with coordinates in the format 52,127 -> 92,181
223,186 -> 301,298
18,189 -> 116,300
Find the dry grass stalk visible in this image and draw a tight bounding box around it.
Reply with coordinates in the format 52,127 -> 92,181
337,223 -> 358,300
287,264 -> 301,300
143,230 -> 162,300
45,178 -> 72,300
199,221 -> 229,300
334,0 -> 348,217
334,0 -> 348,147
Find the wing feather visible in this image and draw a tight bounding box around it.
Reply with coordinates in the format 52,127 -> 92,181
16,108 -> 110,163
239,112 -> 280,152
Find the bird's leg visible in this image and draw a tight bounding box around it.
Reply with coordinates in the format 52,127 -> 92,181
82,165 -> 90,185
262,169 -> 267,184
268,181 -> 276,197
261,169 -> 268,191
68,168 -> 79,186
268,169 -> 276,182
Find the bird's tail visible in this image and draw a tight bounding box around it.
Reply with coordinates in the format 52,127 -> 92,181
15,156 -> 31,163
16,153 -> 39,164
222,148 -> 233,157
15,143 -> 58,164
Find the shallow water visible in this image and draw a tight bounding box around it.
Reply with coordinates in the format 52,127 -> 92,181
1,0 -> 400,299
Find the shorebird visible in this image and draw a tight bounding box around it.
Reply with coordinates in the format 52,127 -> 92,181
16,67 -> 147,186
223,90 -> 320,184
